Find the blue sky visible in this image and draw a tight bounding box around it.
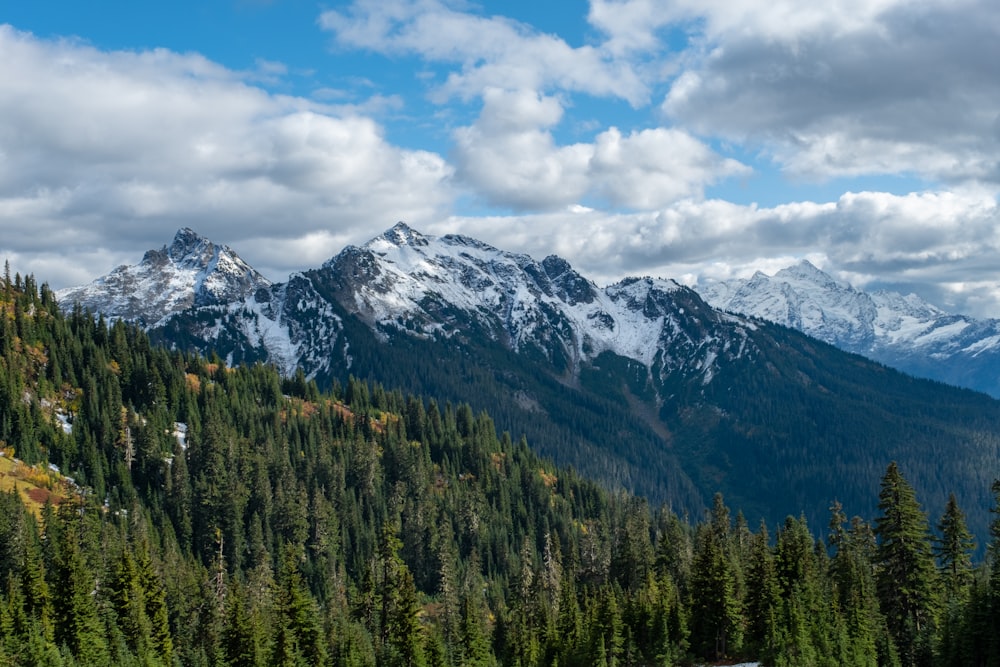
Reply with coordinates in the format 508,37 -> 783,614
2,0 -> 1000,316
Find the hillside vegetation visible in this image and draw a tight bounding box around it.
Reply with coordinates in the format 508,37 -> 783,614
3,272 -> 1000,666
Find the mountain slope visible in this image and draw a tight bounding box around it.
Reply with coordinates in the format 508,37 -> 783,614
57,224 -> 1000,538
698,260 -> 1000,397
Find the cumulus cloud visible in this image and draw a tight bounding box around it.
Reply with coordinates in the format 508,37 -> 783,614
319,0 -> 650,105
5,0 -> 1000,325
0,25 -> 453,286
660,0 -> 1000,184
590,127 -> 749,208
451,88 -> 748,210
451,89 -> 593,209
440,190 -> 1000,317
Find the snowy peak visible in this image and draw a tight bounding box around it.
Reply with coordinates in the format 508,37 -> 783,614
540,255 -> 597,306
59,222 -> 757,389
318,225 -> 746,378
696,261 -> 1000,396
699,262 -> 877,348
375,221 -> 430,249
774,259 -> 842,290
870,290 -> 944,322
169,227 -> 215,265
57,228 -> 270,326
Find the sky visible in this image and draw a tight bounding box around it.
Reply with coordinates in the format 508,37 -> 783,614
2,0 -> 1000,316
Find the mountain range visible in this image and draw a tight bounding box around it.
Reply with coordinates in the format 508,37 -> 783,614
56,224 -> 1000,539
697,260 -> 1000,398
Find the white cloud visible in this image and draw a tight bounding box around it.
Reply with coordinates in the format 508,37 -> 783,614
451,89 -> 593,209
319,0 -> 650,105
660,0 -> 1000,185
587,0 -> 673,56
4,1 -> 1000,324
441,189 -> 1000,317
0,25 -> 453,286
451,88 -> 748,210
590,127 -> 750,208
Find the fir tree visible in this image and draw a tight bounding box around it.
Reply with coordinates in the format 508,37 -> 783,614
689,519 -> 741,661
934,493 -> 974,601
874,462 -> 939,667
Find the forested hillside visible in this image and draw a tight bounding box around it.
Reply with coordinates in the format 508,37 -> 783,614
63,225 -> 1000,545
4,271 -> 1000,666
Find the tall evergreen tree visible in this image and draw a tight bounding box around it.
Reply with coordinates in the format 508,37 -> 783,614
874,462 -> 939,667
828,504 -> 880,667
744,521 -> 781,662
49,499 -> 110,666
688,496 -> 741,662
935,493 -> 975,601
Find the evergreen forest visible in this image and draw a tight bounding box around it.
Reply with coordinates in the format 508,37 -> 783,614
4,271 -> 1000,666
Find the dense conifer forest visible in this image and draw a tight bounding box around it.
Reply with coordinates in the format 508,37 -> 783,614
3,271 -> 1000,666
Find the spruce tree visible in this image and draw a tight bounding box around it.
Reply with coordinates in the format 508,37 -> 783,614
744,522 -> 781,662
983,479 -> 1000,666
689,508 -> 741,661
874,462 -> 939,667
934,493 -> 974,601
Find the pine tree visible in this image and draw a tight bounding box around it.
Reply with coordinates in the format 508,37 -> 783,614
136,540 -> 173,665
744,522 -> 781,662
828,505 -> 880,667
874,462 -> 939,667
223,583 -> 264,667
688,520 -> 741,661
274,544 -> 327,667
981,479 -> 1000,666
49,499 -> 110,665
109,546 -> 152,658
935,493 -> 974,601
374,522 -> 426,667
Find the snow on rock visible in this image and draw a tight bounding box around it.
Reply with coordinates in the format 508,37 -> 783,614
57,222 -> 760,395
173,423 -> 188,450
56,412 -> 73,434
697,260 -> 1000,396
56,228 -> 271,327
326,222 -> 737,376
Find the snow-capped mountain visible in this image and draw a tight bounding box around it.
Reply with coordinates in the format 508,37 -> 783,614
55,222 -> 772,512
56,224 -> 1000,535
315,223 -> 751,383
56,228 -> 271,328
698,260 -> 1000,396
77,222 -> 751,391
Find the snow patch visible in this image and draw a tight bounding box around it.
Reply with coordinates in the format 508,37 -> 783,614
173,423 -> 188,450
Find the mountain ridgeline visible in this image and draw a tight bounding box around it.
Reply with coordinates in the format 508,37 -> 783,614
57,224 -> 1000,541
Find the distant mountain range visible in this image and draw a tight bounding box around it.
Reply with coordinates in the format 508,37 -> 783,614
56,224 -> 1000,539
697,261 -> 1000,397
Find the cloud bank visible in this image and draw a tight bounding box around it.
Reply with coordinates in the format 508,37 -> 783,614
0,25 -> 453,285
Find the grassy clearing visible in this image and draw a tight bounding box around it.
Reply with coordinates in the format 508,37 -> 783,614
0,453 -> 70,519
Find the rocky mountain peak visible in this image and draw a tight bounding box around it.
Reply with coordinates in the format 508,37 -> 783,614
170,226 -> 210,257
541,255 -> 597,306
57,228 -> 270,326
774,259 -> 841,290
378,221 -> 429,248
